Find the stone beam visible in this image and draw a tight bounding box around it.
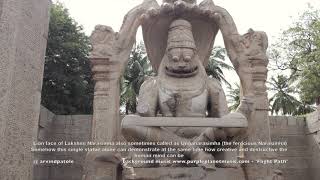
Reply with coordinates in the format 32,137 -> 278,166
122,113 -> 248,128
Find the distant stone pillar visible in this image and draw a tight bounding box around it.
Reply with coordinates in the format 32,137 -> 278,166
0,0 -> 50,179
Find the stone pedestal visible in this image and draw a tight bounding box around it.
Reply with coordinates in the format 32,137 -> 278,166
124,167 -> 246,180
0,0 -> 50,179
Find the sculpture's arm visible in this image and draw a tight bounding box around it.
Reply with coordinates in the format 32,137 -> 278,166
207,78 -> 247,138
136,77 -> 159,117
207,78 -> 229,118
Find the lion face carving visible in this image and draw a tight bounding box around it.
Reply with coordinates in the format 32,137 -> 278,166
163,19 -> 199,78
165,47 -> 198,78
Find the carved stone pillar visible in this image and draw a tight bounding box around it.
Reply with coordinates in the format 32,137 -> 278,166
243,58 -> 274,180
82,57 -> 122,180
83,1 -> 158,179
212,7 -> 274,177
90,58 -> 121,142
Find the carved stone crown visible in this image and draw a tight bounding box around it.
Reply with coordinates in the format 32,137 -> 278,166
167,19 -> 196,50
163,0 -> 196,4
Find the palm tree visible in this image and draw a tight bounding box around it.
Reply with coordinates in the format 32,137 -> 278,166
206,46 -> 234,87
120,43 -> 153,114
227,83 -> 241,111
268,75 -> 301,115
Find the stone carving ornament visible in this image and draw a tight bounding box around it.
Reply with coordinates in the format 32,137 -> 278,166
90,25 -> 116,59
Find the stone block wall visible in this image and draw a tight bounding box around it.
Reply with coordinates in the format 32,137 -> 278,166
33,106 -> 56,179
33,106 -> 92,180
35,107 -> 320,180
306,106 -> 320,180
0,0 -> 50,179
38,106 -> 56,141
269,116 -> 311,180
48,114 -> 92,180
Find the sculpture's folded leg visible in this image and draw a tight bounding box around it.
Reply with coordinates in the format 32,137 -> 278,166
121,125 -> 216,170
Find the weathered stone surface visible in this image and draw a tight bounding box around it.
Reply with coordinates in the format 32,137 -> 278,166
0,0 -> 50,179
270,115 -> 320,180
48,115 -> 92,180
34,107 -> 55,180
306,106 -> 320,134
305,106 -> 320,180
33,107 -> 93,180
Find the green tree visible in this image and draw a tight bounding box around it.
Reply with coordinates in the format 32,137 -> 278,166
292,103 -> 315,116
41,3 -> 93,114
120,43 -> 153,114
206,46 -> 234,87
268,75 -> 301,115
227,83 -> 241,111
270,5 -> 320,105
